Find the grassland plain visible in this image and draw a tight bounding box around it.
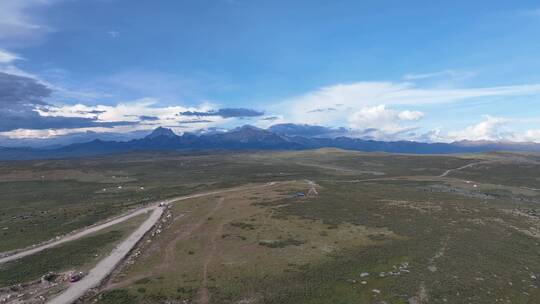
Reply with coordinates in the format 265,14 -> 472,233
2,149 -> 540,303
0,149 -> 469,252
101,181 -> 397,303
0,152 -> 326,252
96,150 -> 540,304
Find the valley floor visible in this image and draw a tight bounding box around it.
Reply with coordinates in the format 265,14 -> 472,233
1,149 -> 540,303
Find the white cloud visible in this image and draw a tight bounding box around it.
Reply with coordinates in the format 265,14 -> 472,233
348,105 -> 424,133
445,116 -> 540,143
38,98 -> 180,121
0,0 -> 62,45
0,64 -> 37,79
0,66 -> 245,139
403,70 -> 475,81
448,116 -> 511,141
0,49 -> 21,63
2,127 -> 111,139
398,110 -> 424,121
415,128 -> 446,143
284,82 -> 540,113
517,130 -> 540,143
272,81 -> 540,134
263,80 -> 540,142
13,98 -> 231,138
4,63 -> 540,143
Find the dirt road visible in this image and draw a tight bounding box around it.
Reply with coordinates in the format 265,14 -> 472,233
439,161 -> 485,177
47,206 -> 164,304
1,183 -> 276,265
296,162 -> 385,176
0,205 -> 156,264
46,183 -> 277,304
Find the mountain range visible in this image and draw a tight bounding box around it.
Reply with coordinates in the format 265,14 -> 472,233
1,124 -> 540,160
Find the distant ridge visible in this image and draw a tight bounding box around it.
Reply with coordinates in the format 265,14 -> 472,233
1,124 -> 540,160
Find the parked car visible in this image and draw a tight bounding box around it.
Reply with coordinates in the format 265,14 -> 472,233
69,271 -> 84,283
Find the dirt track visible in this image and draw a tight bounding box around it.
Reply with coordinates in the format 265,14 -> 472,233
46,183 -> 277,304
197,197 -> 225,304
47,206 -> 164,304
0,205 -> 156,265
439,161 -> 485,177
1,184 -> 276,265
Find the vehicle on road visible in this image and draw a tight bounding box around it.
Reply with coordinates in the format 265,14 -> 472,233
69,272 -> 84,283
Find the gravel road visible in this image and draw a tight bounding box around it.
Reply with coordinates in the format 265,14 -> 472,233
45,183 -> 276,304
439,161 -> 485,177
47,206 -> 164,304
0,206 -> 156,264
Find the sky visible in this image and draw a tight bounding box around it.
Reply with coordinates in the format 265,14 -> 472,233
1,0 -> 540,144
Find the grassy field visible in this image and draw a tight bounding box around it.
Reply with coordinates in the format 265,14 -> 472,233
0,152 -> 326,252
2,148 -> 457,252
101,181 -> 395,303
1,149 -> 540,303
0,212 -> 148,287
94,150 -> 540,304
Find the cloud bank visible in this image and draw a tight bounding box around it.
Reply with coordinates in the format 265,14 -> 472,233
0,72 -> 137,132
180,108 -> 264,118
2,65 -> 540,144
265,81 -> 540,142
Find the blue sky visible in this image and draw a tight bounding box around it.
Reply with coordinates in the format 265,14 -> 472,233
1,0 -> 540,143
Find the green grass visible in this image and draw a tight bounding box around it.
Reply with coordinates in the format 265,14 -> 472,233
258,238 -> 305,248
121,165 -> 540,303
98,289 -> 137,304
2,150 -> 540,303
208,180 -> 540,303
0,230 -> 122,286
230,221 -> 256,230
0,152 -> 327,252
450,161 -> 540,189
0,213 -> 146,287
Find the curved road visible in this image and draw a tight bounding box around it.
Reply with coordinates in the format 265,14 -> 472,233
0,184 -> 275,265
46,183 -> 276,304
0,206 -> 156,265
439,161 -> 485,178
47,205 -> 163,304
